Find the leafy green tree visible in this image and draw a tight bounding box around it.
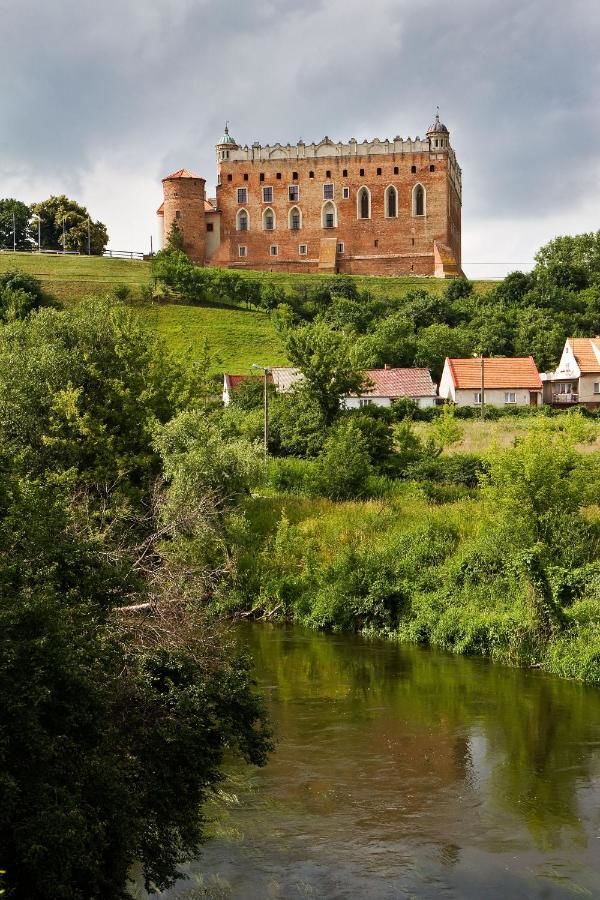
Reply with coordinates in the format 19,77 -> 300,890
0,270 -> 50,322
312,419 -> 373,499
284,320 -> 367,425
29,195 -> 108,254
513,307 -> 568,371
165,220 -> 185,251
0,199 -> 31,250
429,404 -> 464,454
353,312 -> 416,369
534,232 -> 600,283
270,385 -> 328,457
414,323 -> 473,381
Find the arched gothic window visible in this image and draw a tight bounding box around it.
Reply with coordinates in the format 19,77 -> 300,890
262,207 -> 276,231
412,184 -> 425,217
385,185 -> 398,218
321,200 -> 337,229
357,186 -> 370,219
236,208 -> 249,231
288,206 -> 302,230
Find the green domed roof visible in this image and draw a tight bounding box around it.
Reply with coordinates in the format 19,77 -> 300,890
219,123 -> 238,145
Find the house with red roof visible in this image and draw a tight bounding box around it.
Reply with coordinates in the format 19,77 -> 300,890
222,373 -> 273,406
541,338 -> 600,407
345,366 -> 437,410
439,357 -> 542,408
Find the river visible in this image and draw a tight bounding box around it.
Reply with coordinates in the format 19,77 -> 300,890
163,623 -> 600,899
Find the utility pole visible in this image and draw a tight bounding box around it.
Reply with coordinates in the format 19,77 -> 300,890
252,363 -> 272,459
12,212 -> 16,252
87,217 -> 91,255
480,354 -> 485,420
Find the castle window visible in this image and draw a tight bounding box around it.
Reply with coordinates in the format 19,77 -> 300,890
262,207 -> 276,231
342,187 -> 350,199
412,237 -> 415,245
322,200 -> 337,229
411,165 -> 417,174
243,173 -> 248,181
385,185 -> 398,218
288,185 -> 299,202
412,183 -> 425,217
326,170 -> 331,178
175,210 -> 181,220
238,245 -> 247,258
260,173 -> 265,182
292,171 -> 298,180
394,166 -> 399,175
336,242 -> 344,253
276,172 -> 282,180
323,183 -> 334,200
262,186 -> 273,203
288,206 -> 302,230
360,168 -> 365,177
270,245 -> 278,256
374,239 -> 379,248
430,164 -> 435,172
236,209 -> 249,232
357,186 -> 371,219
299,244 -> 307,255
237,187 -> 247,204
343,169 -> 348,177
376,167 -> 382,176
309,170 -> 315,178
227,174 -> 233,182
206,223 -> 214,232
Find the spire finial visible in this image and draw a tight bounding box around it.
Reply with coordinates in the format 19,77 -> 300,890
436,106 -> 440,121
224,120 -> 229,134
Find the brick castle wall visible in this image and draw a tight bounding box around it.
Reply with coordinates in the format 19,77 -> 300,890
162,175 -> 207,265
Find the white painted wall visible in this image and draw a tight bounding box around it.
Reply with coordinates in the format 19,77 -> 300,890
454,388 -> 540,408
343,396 -> 436,410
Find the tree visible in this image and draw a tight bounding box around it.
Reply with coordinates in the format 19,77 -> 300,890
283,320 -> 367,424
414,323 -> 473,381
0,199 -> 31,250
534,232 -> 600,283
312,419 -> 373,499
165,220 -> 185,251
0,270 -> 50,322
29,195 -> 108,254
353,312 -> 416,369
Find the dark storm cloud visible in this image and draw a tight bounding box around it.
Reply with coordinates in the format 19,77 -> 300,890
0,0 -> 598,230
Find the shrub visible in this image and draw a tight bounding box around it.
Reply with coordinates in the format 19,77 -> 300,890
312,420 -> 373,500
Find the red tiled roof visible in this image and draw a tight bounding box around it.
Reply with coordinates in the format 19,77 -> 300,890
225,374 -> 272,391
447,357 -> 542,389
360,368 -> 436,398
568,338 -> 600,373
156,202 -> 164,215
162,168 -> 203,181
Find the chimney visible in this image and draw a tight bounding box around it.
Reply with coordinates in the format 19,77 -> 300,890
384,363 -> 390,370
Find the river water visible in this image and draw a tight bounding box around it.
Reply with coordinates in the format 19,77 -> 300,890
164,624 -> 600,899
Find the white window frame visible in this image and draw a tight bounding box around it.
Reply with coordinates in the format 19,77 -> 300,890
298,244 -> 307,256
237,187 -> 248,204
321,200 -> 337,229
342,186 -> 350,199
262,185 -> 274,203
359,398 -> 374,407
412,183 -> 426,217
288,206 -> 302,231
384,184 -> 398,218
269,244 -> 278,257
288,184 -> 300,202
236,208 -> 249,232
336,241 -> 345,253
262,207 -> 276,231
594,382 -> 600,395
238,245 -> 247,258
473,392 -> 482,405
357,185 -> 371,220
504,392 -> 516,404
323,182 -> 334,200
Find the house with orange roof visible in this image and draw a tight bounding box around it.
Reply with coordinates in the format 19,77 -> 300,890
541,338 -> 600,407
439,357 -> 542,408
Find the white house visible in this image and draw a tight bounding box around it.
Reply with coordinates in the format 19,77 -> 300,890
344,367 -> 437,409
439,357 -> 543,408
541,338 -> 600,408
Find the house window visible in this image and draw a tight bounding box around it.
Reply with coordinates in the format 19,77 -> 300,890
238,245 -> 247,258
289,206 -> 302,230
473,392 -> 482,405
359,398 -> 374,407
394,166 -> 399,175
236,209 -> 249,231
262,186 -> 273,203
237,187 -> 247,204
343,169 -> 348,177
323,183 -> 334,200
270,245 -> 278,256
357,186 -> 370,219
594,383 -> 600,394
263,208 -> 275,230
288,185 -> 299,201
413,184 -> 425,216
206,223 -> 214,232
299,244 -> 307,255
342,186 -> 350,199
336,241 -> 344,253
558,382 -> 574,394
385,185 -> 398,217
505,392 -> 516,404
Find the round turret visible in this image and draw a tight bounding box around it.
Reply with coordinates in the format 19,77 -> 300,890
161,169 -> 206,264
216,123 -> 239,163
427,110 -> 450,149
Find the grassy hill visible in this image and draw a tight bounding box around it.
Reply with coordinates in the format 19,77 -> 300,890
0,251 -> 492,373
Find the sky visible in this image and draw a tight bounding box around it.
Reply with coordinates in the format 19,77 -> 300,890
0,0 -> 599,279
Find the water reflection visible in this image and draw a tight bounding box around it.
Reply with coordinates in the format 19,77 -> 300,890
165,624 -> 600,899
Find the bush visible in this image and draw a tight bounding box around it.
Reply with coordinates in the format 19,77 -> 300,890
312,420 -> 373,499
404,453 -> 486,487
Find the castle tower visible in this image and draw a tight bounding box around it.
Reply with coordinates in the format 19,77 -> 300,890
215,123 -> 239,180
427,109 -> 450,150
161,169 -> 206,264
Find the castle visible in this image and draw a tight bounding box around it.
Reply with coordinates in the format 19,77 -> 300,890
157,113 -> 463,278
